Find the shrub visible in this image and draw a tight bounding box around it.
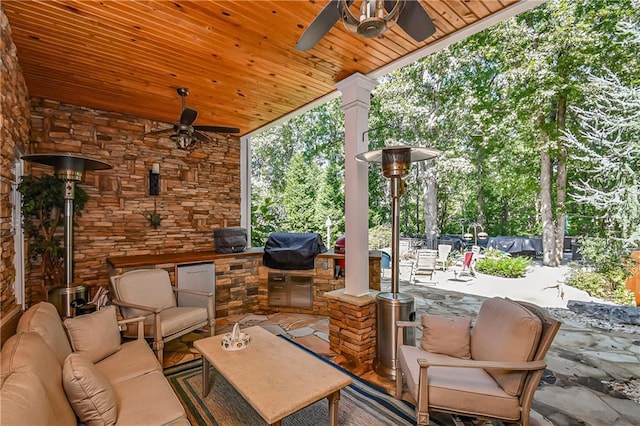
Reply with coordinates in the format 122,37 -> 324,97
569,236 -> 635,305
475,249 -> 531,278
565,269 -> 635,306
369,225 -> 391,249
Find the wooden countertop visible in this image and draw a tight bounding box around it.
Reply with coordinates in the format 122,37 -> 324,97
106,248 -> 379,269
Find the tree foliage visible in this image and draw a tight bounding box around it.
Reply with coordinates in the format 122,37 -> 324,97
250,0 -> 640,255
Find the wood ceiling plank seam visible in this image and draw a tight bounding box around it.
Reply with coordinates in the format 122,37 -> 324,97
423,2 -> 466,35
441,0 -> 483,24
298,32 -> 397,68
482,0 -> 510,13
453,0 -> 493,18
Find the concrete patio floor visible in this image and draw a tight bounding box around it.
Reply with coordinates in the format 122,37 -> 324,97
164,260 -> 640,425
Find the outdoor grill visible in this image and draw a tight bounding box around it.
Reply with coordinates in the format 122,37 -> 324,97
263,232 -> 327,270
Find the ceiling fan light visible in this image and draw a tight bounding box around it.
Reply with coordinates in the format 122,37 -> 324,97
171,133 -> 197,150
340,0 -> 404,39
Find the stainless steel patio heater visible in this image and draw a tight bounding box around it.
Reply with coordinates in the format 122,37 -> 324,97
356,145 -> 440,379
22,153 -> 112,317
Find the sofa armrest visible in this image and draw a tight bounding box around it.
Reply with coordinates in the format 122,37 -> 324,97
118,316 -> 146,340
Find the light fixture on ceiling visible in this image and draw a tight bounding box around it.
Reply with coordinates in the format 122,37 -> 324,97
170,133 -> 198,150
338,0 -> 404,39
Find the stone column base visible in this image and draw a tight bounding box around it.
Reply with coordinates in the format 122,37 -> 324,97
325,289 -> 378,372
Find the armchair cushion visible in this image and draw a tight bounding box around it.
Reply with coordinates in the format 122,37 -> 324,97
420,315 -> 471,359
63,353 -> 118,426
470,297 -> 542,396
64,306 -> 121,363
159,307 -> 209,336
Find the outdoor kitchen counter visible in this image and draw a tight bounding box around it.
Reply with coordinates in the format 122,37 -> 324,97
106,248 -> 379,269
106,249 -> 381,318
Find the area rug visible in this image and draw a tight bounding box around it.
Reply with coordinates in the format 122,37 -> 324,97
164,339 -> 421,425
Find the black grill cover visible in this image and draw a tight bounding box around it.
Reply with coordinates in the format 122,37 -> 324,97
263,233 -> 327,270
214,227 -> 247,253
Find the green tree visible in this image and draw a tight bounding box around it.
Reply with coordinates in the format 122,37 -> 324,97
282,154 -> 321,232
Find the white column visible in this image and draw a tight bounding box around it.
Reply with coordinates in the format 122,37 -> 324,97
335,73 -> 377,296
240,135 -> 252,245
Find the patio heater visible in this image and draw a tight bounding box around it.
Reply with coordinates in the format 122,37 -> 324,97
22,153 -> 112,317
356,145 -> 440,379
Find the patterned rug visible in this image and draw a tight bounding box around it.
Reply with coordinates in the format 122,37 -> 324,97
164,338 -> 424,425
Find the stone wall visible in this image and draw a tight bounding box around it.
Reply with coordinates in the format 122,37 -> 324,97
23,99 -> 241,305
0,4 -> 31,316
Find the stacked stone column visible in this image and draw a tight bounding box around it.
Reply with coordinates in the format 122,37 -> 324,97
326,289 -> 377,371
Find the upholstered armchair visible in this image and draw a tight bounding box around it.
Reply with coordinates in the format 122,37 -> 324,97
395,297 -> 560,426
110,268 -> 215,364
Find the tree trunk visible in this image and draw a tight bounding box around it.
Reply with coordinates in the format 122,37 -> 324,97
476,148 -> 485,227
423,160 -> 438,249
539,114 -> 557,266
554,92 -> 568,265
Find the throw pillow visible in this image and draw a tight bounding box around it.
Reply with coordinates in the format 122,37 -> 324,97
63,353 -> 117,426
420,314 -> 472,359
64,305 -> 121,363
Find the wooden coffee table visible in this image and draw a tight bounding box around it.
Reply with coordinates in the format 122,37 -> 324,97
194,326 -> 352,426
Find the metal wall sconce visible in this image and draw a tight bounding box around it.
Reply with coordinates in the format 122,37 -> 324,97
149,163 -> 160,196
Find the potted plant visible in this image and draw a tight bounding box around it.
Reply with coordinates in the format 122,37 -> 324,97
18,174 -> 88,290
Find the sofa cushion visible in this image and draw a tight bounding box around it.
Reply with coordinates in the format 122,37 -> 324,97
63,353 -> 118,426
1,370 -> 62,426
398,344 -> 521,421
16,301 -> 72,365
64,305 -> 122,363
470,297 -> 542,396
95,339 -> 161,384
1,332 -> 77,425
112,370 -> 187,425
420,315 -> 471,359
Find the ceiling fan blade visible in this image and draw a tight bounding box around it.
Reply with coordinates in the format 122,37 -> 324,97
180,107 -> 198,126
194,125 -> 240,134
296,0 -> 348,51
193,131 -> 212,143
386,0 -> 436,42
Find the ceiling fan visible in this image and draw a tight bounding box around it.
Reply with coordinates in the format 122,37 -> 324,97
148,87 -> 240,150
296,0 -> 436,51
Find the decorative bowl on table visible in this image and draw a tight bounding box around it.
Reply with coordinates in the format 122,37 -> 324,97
221,323 -> 251,351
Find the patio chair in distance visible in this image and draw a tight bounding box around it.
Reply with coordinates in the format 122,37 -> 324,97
414,249 -> 438,285
436,244 -> 452,271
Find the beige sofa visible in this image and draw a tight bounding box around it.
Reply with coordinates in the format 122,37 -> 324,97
1,302 -> 190,425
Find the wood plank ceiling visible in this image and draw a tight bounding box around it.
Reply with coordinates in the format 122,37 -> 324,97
3,0 -> 522,136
